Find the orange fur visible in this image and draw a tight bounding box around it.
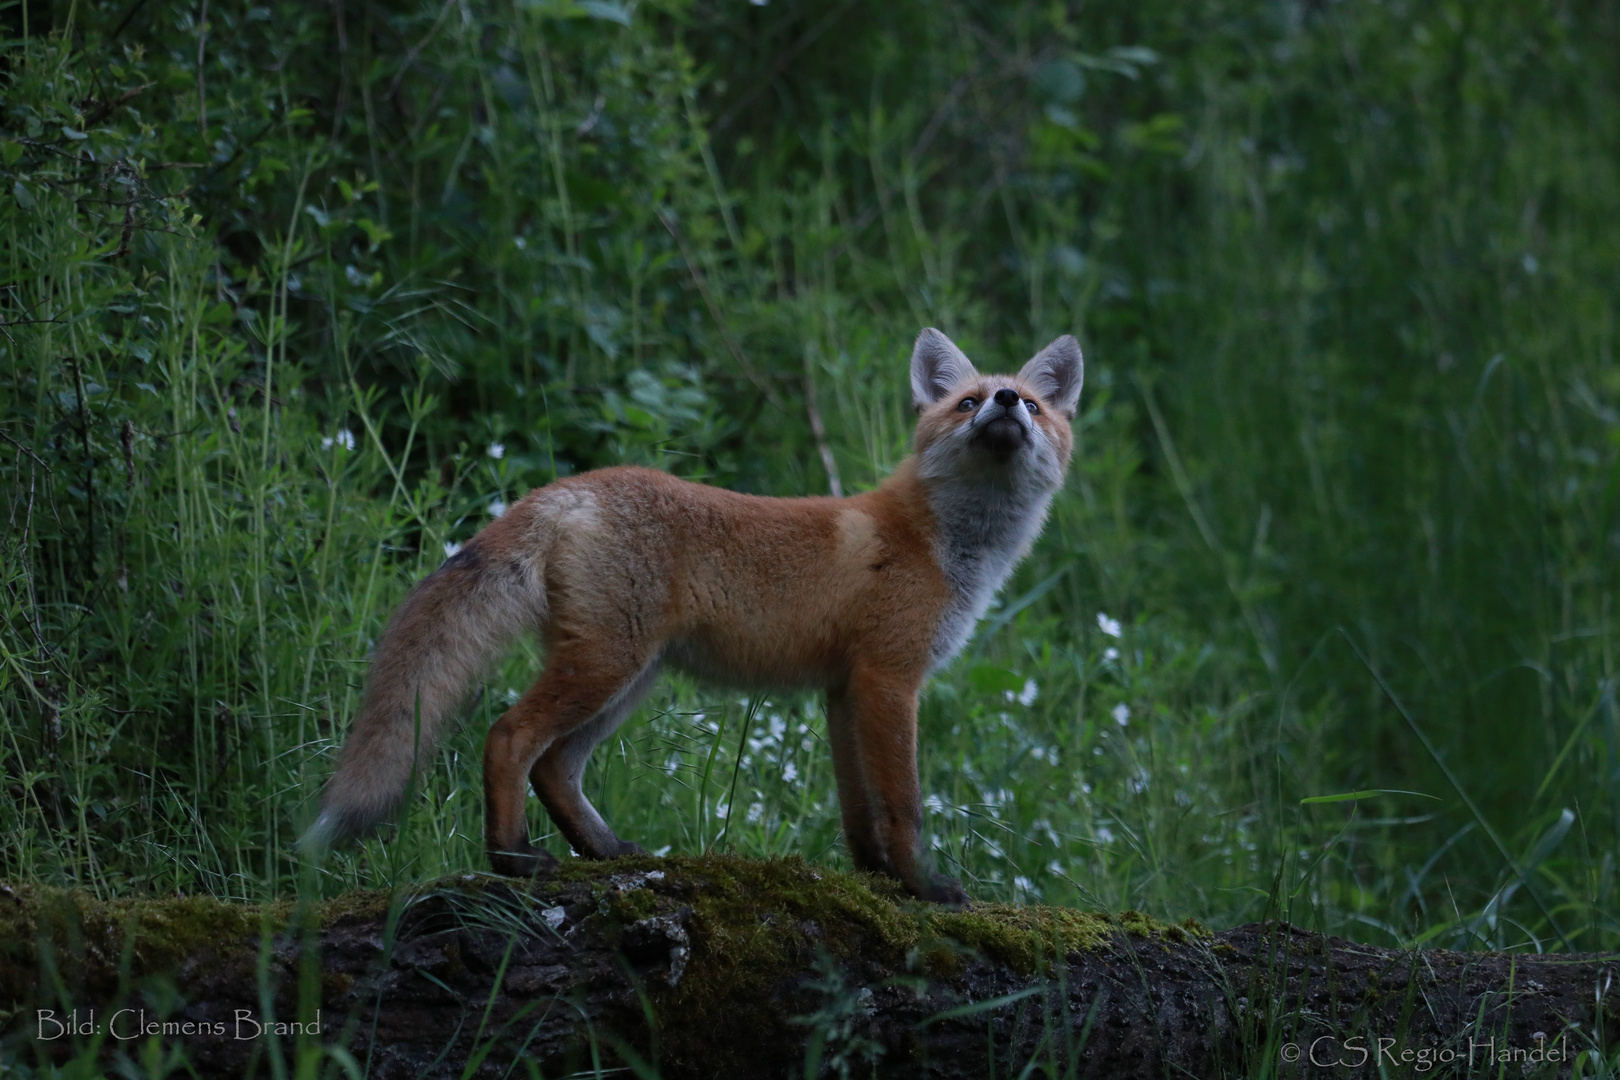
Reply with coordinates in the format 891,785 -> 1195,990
306,329 -> 1082,904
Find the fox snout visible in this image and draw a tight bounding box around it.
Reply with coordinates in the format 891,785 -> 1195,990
972,388 -> 1034,455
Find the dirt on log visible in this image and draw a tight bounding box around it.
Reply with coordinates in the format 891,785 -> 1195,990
2,855 -> 1616,1078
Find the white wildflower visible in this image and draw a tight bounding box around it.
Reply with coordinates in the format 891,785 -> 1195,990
782,762 -> 798,783
1017,678 -> 1039,706
1103,647 -> 1119,662
444,541 -> 463,558
1097,612 -> 1122,637
487,442 -> 505,459
489,498 -> 506,517
1112,702 -> 1131,726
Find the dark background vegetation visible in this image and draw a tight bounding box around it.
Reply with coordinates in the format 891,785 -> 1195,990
2,0 -> 1617,960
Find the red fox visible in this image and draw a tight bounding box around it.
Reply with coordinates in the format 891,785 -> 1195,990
305,328 -> 1082,903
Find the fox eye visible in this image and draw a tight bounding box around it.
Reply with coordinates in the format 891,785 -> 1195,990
957,397 -> 979,412
1024,399 -> 1040,415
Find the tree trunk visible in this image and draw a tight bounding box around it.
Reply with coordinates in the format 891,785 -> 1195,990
2,856 -> 1615,1078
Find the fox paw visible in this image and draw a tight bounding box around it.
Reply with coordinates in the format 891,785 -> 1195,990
488,844 -> 559,878
918,875 -> 972,908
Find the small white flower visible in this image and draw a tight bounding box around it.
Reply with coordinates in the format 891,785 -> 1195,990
1014,875 -> 1034,893
1096,612 -> 1122,637
1112,702 -> 1131,726
746,802 -> 763,823
1047,860 -> 1064,876
489,498 -> 507,517
444,541 -> 463,558
321,436 -> 332,449
1103,647 -> 1119,662
1017,678 -> 1039,707
487,442 -> 505,459
782,762 -> 798,783
505,688 -> 520,705
1096,825 -> 1115,844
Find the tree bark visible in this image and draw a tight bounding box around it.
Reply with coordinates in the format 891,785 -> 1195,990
2,857 -> 1615,1078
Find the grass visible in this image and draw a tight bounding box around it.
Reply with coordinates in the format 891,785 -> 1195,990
1,3 -> 1618,1063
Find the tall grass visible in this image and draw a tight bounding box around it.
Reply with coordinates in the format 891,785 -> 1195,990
1,0 -> 1616,960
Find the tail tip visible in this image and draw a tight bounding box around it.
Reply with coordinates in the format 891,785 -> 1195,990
298,809 -> 343,859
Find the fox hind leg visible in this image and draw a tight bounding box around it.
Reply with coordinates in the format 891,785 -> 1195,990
483,643 -> 655,877
530,659 -> 661,859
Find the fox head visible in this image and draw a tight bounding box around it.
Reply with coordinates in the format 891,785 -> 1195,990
909,327 -> 1083,494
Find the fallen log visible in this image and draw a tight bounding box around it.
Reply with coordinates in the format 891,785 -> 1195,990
1,855 -> 1615,1078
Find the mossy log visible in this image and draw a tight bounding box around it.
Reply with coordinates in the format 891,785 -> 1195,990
2,856 -> 1616,1078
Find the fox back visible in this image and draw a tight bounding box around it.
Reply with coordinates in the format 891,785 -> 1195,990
306,328 -> 1082,904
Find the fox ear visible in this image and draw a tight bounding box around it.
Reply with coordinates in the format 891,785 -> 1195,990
1018,335 -> 1084,419
910,328 -> 978,410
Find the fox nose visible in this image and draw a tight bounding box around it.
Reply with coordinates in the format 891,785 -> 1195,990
993,388 -> 1019,408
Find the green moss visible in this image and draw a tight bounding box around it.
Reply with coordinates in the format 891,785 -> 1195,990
316,886 -> 395,926
0,884 -> 288,1006
539,852 -> 1192,1059
601,887 -> 660,923
3,858 -> 1194,1029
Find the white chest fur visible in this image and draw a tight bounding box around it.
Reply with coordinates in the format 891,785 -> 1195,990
925,480 -> 1054,669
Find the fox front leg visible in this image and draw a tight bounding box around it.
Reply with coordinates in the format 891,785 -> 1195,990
838,666 -> 970,906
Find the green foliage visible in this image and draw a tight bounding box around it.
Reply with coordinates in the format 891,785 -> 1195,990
1,0 -> 1617,968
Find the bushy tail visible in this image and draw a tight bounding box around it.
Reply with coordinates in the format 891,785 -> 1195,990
301,535 -> 543,852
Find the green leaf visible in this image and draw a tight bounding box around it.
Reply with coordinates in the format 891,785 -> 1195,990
1300,789 -> 1439,805
1,140 -> 21,167
966,664 -> 1025,695
918,986 -> 1043,1026
1520,808 -> 1574,873
579,0 -> 632,23
12,180 -> 35,210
